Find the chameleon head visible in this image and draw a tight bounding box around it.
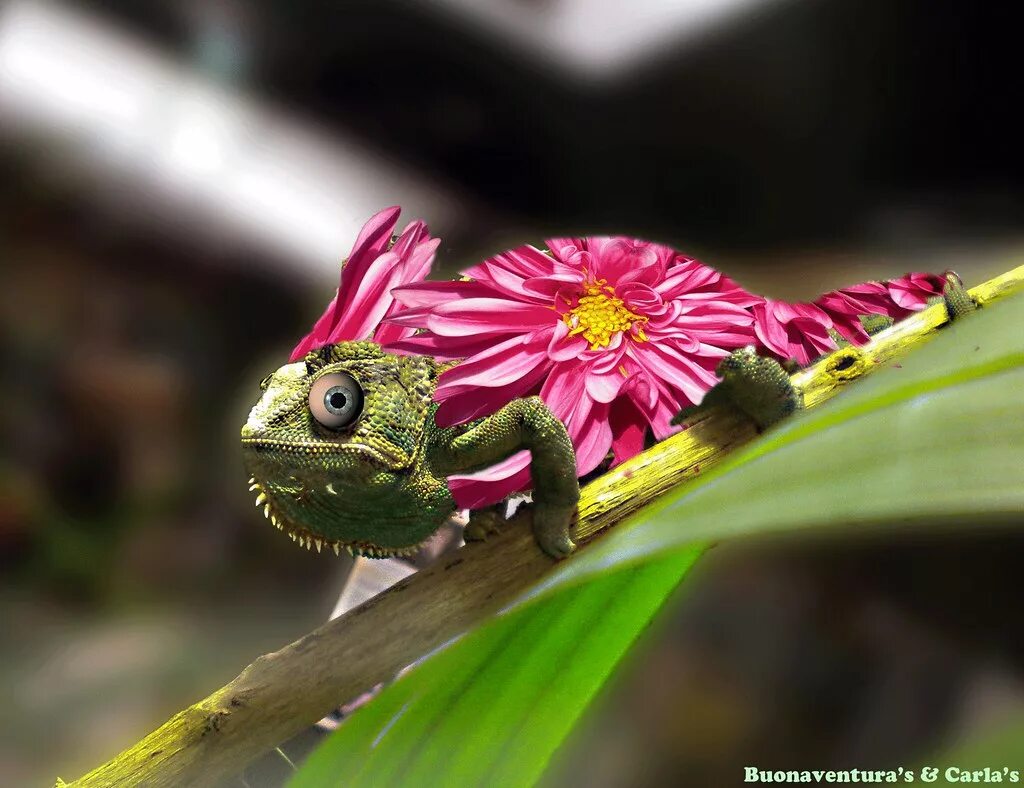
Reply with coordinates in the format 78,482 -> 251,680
241,341 -> 452,557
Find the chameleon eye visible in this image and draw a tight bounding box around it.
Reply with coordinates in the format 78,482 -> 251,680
309,372 -> 364,430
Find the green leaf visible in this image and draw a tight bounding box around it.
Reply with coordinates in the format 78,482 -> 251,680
293,295 -> 1024,788
290,548 -> 703,788
921,713 -> 1024,776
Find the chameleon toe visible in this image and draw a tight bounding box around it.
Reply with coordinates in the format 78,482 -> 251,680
531,503 -> 577,559
537,531 -> 576,559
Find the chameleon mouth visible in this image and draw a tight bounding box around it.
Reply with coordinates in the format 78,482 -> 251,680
241,437 -> 401,469
246,476 -> 424,559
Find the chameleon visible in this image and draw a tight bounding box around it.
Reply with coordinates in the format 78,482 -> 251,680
241,271 -> 975,560
241,341 -> 578,558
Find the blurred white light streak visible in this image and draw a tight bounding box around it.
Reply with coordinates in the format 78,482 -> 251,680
424,0 -> 769,80
0,1 -> 459,277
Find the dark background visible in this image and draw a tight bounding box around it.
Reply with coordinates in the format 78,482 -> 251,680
1,1 -> 1022,785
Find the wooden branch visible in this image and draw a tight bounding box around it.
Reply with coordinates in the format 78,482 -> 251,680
63,266 -> 1024,788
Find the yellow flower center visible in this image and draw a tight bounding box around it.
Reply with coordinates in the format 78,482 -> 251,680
563,280 -> 648,350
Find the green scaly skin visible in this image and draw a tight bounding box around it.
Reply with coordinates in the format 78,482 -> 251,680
673,345 -> 804,431
241,342 -> 578,559
242,274 -> 976,560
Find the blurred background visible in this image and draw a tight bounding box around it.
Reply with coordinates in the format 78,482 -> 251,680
1,1 -> 1023,785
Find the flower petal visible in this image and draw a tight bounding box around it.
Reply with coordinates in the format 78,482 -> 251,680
545,237 -> 583,261
521,273 -> 585,301
567,401 -> 612,475
391,279 -> 498,309
290,207 -> 438,358
886,272 -> 944,313
466,245 -> 555,283
546,319 -> 589,362
608,397 -> 647,466
435,372 -> 544,427
449,452 -> 532,510
629,341 -> 720,406
435,334 -> 543,391
585,368 -> 628,403
427,298 -> 557,337
330,250 -> 405,341
334,206 -> 402,317
384,331 -> 504,360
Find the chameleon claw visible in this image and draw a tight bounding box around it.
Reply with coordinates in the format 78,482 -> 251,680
535,528 -> 575,559
941,269 -> 976,321
531,503 -> 577,559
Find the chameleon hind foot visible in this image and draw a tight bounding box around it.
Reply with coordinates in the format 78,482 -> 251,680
674,346 -> 802,431
939,270 -> 976,321
463,505 -> 505,543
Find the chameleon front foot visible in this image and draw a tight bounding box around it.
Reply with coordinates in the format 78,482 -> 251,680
674,347 -> 802,431
531,502 -> 576,559
465,501 -> 574,558
430,395 -> 580,559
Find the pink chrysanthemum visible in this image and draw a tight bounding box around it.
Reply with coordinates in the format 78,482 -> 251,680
386,236 -> 760,509
814,272 -> 943,344
289,207 -> 440,360
286,208 -> 946,516
752,299 -> 836,365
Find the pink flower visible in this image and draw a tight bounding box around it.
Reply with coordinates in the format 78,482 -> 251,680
289,207 -> 439,361
813,281 -> 892,344
752,299 -> 836,365
814,272 -> 943,344
285,207 -> 947,515
386,236 -> 759,509
886,272 -> 945,316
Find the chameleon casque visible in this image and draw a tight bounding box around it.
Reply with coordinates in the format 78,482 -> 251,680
241,260 -> 974,561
